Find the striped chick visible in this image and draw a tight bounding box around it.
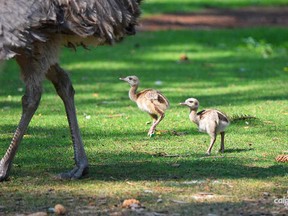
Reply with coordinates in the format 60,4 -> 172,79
180,98 -> 230,155
120,75 -> 170,136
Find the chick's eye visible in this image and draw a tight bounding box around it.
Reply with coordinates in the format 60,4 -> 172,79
129,77 -> 132,80
189,100 -> 194,103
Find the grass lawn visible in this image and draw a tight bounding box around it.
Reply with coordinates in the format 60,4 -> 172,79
142,0 -> 288,15
0,21 -> 288,216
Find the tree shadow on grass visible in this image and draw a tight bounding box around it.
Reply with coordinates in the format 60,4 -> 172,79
90,157 -> 287,181
7,149 -> 287,183
1,121 -> 286,183
222,148 -> 254,153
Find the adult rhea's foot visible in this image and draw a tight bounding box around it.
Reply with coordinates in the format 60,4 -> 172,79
56,166 -> 89,180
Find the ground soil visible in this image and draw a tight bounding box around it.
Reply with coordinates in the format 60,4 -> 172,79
139,6 -> 288,31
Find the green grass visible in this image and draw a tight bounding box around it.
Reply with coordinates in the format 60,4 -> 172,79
0,27 -> 288,215
143,0 -> 288,15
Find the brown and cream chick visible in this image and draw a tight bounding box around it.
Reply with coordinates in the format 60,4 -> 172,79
180,98 -> 230,155
120,75 -> 170,136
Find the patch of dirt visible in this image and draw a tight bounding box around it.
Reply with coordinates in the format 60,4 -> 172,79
139,7 -> 288,31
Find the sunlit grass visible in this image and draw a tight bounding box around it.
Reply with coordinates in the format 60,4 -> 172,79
0,28 -> 288,215
142,0 -> 288,15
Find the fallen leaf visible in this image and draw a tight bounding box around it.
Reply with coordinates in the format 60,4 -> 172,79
55,204 -> 66,215
49,204 -> 66,215
177,54 -> 190,64
122,199 -> 141,209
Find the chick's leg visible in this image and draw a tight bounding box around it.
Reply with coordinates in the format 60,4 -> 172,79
219,131 -> 225,153
148,112 -> 165,137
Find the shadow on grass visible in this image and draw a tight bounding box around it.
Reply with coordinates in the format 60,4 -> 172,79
1,116 -> 284,184
222,148 -> 254,153
6,154 -> 287,191
90,156 -> 287,181
5,143 -> 286,182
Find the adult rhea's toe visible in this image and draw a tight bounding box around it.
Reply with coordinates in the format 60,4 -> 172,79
56,166 -> 89,180
0,168 -> 9,182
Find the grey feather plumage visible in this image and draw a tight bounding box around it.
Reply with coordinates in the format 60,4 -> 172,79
0,0 -> 141,60
0,0 -> 141,181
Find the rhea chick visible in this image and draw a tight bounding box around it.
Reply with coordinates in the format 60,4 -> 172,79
120,75 -> 170,136
180,98 -> 230,155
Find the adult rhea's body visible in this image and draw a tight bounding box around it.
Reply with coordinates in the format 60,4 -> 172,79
0,0 -> 142,181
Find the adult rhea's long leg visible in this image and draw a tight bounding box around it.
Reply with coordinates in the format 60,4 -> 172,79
46,64 -> 88,179
0,59 -> 42,181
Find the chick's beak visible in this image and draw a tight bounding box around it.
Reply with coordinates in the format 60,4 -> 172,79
119,77 -> 125,81
179,102 -> 186,106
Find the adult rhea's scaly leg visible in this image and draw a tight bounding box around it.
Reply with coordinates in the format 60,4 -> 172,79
46,64 -> 88,179
0,79 -> 42,181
